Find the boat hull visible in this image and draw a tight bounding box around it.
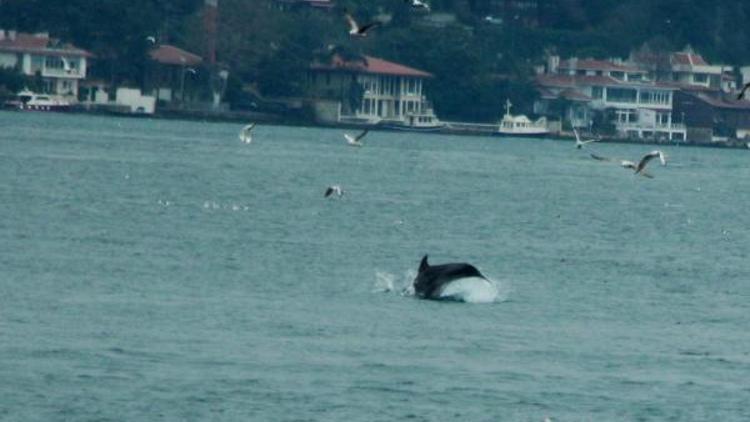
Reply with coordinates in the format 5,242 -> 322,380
380,123 -> 446,132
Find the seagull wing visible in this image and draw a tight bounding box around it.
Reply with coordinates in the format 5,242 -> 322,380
581,137 -> 599,145
738,82 -> 750,100
345,14 -> 359,33
358,21 -> 380,34
620,160 -> 637,170
324,187 -> 334,197
355,129 -> 369,141
573,127 -> 581,143
589,152 -> 613,162
636,150 -> 665,173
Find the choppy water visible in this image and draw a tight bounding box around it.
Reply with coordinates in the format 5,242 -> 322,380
1,111 -> 749,421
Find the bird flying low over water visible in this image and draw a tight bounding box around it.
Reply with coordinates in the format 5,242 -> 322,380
737,82 -> 750,100
633,150 -> 667,175
239,123 -> 256,144
324,185 -> 344,198
590,150 -> 667,178
345,13 -> 381,37
573,127 -> 599,149
404,0 -> 431,12
344,129 -> 369,147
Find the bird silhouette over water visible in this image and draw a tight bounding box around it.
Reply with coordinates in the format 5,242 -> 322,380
239,123 -> 256,144
345,12 -> 380,37
404,0 -> 431,12
324,185 -> 344,198
573,127 -> 599,149
590,150 -> 667,178
737,82 -> 750,100
344,129 -> 369,147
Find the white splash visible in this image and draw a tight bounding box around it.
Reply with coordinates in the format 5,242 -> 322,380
438,277 -> 500,303
374,270 -> 509,304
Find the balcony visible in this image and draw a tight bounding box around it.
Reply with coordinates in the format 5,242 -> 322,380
42,67 -> 84,79
617,121 -> 686,132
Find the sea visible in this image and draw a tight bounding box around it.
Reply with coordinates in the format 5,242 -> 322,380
1,111 -> 749,421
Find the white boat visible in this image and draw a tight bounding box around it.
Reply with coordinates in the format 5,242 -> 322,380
496,99 -> 548,137
3,90 -> 71,112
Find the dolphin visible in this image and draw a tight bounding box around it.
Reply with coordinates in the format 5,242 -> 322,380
412,255 -> 488,300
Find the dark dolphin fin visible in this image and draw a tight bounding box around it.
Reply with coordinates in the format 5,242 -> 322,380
419,255 -> 429,273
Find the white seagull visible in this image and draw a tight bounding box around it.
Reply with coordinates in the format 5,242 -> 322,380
324,185 -> 344,198
633,150 -> 667,175
345,13 -> 380,37
404,0 -> 431,12
573,127 -> 599,149
590,150 -> 667,178
344,129 -> 368,147
239,123 -> 256,144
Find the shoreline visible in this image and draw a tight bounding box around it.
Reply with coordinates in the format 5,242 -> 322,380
5,107 -> 750,150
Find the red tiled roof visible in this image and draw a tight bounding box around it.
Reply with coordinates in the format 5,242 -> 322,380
0,31 -> 92,57
560,88 -> 592,101
558,58 -> 642,73
672,52 -> 709,67
149,44 -> 202,66
536,74 -> 621,87
311,55 -> 433,78
537,74 -> 677,90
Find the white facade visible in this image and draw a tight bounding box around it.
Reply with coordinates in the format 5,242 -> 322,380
308,55 -> 437,126
354,74 -> 427,122
0,30 -> 90,100
537,72 -> 687,141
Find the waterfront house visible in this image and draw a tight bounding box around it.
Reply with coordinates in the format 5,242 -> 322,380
674,90 -> 750,142
536,57 -> 686,141
0,29 -> 92,101
148,44 -> 203,105
307,54 -> 435,126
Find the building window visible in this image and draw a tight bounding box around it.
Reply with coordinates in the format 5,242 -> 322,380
656,112 -> 670,126
693,73 -> 708,83
406,79 -> 418,95
607,88 -> 637,103
640,90 -> 670,105
611,71 -> 625,80
31,55 -> 44,73
615,109 -> 636,123
592,87 -> 603,99
45,56 -> 64,69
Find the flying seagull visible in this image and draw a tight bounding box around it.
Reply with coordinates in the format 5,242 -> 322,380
737,82 -> 750,100
404,0 -> 431,11
633,150 -> 667,175
239,123 -> 256,144
590,150 -> 666,178
146,36 -> 157,45
344,129 -> 368,147
345,13 -> 380,37
324,185 -> 344,198
573,127 -> 599,149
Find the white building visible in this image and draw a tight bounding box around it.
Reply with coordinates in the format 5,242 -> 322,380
0,29 -> 92,100
308,54 -> 436,126
536,58 -> 687,141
